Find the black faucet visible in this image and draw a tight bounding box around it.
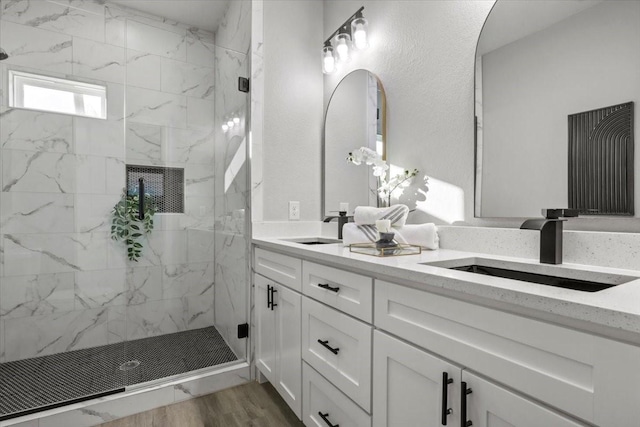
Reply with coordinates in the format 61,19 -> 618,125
520,209 -> 578,264
323,211 -> 352,240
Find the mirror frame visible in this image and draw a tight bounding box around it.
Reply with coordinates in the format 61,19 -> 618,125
321,69 -> 387,220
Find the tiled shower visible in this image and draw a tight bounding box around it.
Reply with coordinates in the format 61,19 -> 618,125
0,0 -> 250,420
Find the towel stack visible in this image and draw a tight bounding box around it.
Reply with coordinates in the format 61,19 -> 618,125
342,204 -> 439,250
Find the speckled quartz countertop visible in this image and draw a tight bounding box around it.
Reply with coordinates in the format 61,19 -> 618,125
253,237 -> 640,344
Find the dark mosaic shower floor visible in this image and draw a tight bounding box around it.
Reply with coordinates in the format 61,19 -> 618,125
0,326 -> 238,420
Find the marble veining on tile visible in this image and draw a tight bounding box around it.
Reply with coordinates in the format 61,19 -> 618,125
1,108 -> 73,153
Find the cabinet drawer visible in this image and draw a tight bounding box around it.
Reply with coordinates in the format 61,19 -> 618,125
302,297 -> 372,412
254,248 -> 302,291
302,261 -> 372,322
303,362 -> 371,427
375,280 -> 640,426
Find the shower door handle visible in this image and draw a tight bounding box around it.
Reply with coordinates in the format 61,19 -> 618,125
138,178 -> 144,220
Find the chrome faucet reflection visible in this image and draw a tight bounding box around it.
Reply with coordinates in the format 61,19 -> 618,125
323,211 -> 353,240
520,208 -> 579,264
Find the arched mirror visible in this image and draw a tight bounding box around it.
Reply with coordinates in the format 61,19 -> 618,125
475,0 -> 639,220
323,70 -> 386,218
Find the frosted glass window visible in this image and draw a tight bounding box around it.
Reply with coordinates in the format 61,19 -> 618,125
9,70 -> 107,119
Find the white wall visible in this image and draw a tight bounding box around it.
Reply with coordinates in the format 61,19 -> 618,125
480,1 -> 640,218
324,0 -> 494,225
261,0 -> 324,221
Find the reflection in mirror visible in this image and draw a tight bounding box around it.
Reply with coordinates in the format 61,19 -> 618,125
475,0 -> 639,219
323,70 -> 385,217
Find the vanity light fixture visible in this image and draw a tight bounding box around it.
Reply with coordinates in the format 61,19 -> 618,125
322,42 -> 337,74
335,27 -> 352,62
322,6 -> 368,74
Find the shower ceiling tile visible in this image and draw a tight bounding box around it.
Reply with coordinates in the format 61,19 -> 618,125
0,21 -> 72,75
2,0 -> 105,43
1,109 -> 73,154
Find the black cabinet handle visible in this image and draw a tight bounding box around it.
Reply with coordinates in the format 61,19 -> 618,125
318,412 -> 339,427
461,381 -> 473,427
317,339 -> 339,355
267,285 -> 272,309
270,287 -> 277,310
138,178 -> 145,220
318,283 -> 340,293
442,372 -> 453,425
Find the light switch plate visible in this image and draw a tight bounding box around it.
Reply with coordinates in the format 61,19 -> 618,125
289,201 -> 300,220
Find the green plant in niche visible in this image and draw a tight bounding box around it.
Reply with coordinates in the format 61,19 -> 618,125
111,189 -> 157,261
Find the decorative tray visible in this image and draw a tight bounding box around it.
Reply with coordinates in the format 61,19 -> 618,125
349,243 -> 422,257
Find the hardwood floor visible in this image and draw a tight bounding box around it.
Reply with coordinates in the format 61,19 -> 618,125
99,382 -> 304,427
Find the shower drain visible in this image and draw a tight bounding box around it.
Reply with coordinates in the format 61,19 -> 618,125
119,360 -> 141,371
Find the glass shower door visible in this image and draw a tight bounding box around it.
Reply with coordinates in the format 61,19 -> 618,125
0,0 -> 128,418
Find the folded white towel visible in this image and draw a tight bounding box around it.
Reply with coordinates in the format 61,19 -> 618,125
395,223 -> 439,250
353,205 -> 410,227
342,223 -> 439,250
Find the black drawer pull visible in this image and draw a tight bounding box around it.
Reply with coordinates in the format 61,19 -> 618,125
317,339 -> 340,355
442,372 -> 453,425
318,283 -> 340,293
461,381 -> 473,427
318,412 -> 339,427
266,285 -> 272,309
270,287 -> 277,310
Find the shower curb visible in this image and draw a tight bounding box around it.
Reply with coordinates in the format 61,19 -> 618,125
0,363 -> 251,427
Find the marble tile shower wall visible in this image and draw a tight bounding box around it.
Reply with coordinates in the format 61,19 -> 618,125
0,0 -> 219,363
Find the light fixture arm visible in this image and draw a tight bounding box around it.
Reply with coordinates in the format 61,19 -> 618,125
324,6 -> 364,45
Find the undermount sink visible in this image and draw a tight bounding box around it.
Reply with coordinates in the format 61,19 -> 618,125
423,257 -> 637,292
284,237 -> 342,245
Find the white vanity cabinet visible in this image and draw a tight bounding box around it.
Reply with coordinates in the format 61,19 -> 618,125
373,330 -> 461,427
254,250 -> 303,418
461,371 -> 586,427
375,279 -> 640,426
373,330 -> 585,427
254,243 -> 640,427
